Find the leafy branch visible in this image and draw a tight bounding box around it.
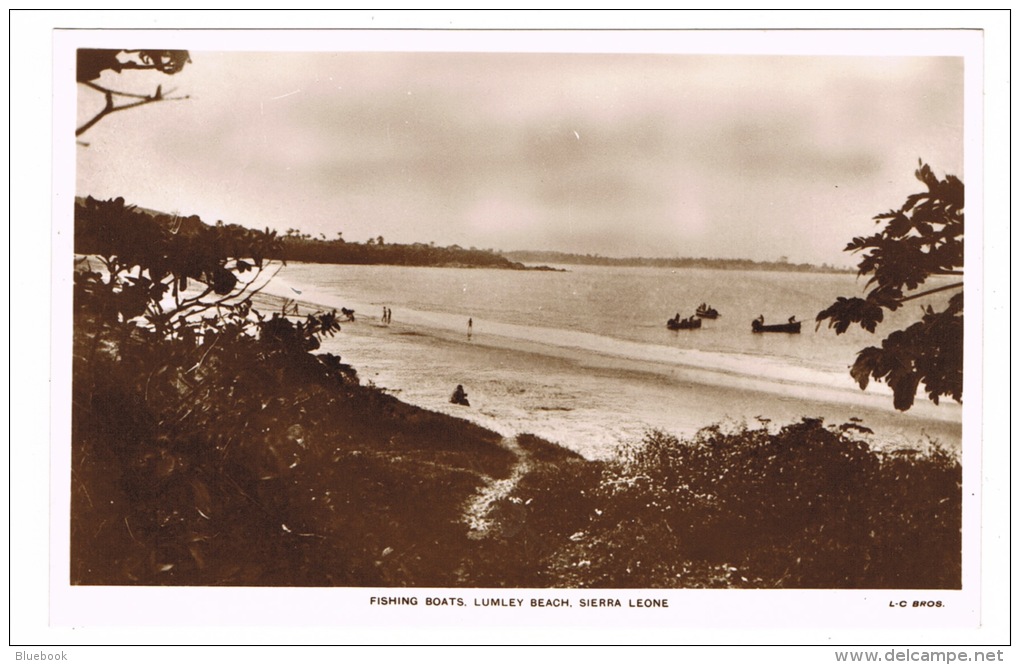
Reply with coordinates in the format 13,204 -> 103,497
816,161 -> 964,410
74,196 -> 285,341
76,49 -> 191,140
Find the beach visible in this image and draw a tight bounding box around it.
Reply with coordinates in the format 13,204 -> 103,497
254,269 -> 963,460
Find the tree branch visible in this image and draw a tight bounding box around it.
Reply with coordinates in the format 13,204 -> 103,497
76,90 -> 115,137
81,80 -> 155,100
166,262 -> 282,333
898,281 -> 964,304
76,83 -> 190,137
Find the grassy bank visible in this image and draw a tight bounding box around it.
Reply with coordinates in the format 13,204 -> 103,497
73,303 -> 517,586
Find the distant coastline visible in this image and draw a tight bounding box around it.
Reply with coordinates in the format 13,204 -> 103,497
277,236 -> 567,271
282,239 -> 847,274
91,197 -> 845,274
107,198 -> 553,272
501,250 -> 852,274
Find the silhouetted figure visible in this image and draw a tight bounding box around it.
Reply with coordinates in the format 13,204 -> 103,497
788,315 -> 797,324
757,314 -> 765,324
450,384 -> 470,407
467,317 -> 473,338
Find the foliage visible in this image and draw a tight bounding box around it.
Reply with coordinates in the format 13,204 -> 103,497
816,161 -> 964,410
462,435 -> 600,587
76,49 -> 192,139
280,234 -> 533,270
75,196 -> 285,338
72,196 -> 348,583
555,421 -> 961,589
77,49 -> 192,83
72,195 -> 526,586
448,419 -> 960,590
72,298 -> 518,585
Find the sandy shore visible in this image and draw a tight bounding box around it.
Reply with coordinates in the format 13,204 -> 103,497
251,286 -> 962,460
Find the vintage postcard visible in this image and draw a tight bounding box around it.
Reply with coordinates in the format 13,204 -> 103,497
20,14 -> 1007,649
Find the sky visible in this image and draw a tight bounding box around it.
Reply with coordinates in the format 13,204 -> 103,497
74,39 -> 965,266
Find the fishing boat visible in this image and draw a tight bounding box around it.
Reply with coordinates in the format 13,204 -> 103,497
696,303 -> 720,319
667,315 -> 702,330
751,317 -> 801,334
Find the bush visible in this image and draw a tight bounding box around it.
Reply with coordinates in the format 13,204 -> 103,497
463,434 -> 602,588
71,197 -> 517,586
561,419 -> 961,588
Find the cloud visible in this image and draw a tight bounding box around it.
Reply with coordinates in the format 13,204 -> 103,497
76,50 -> 964,263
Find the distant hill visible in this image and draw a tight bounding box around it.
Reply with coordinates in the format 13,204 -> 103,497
501,250 -> 851,274
78,196 -> 840,273
280,236 -> 560,271
74,196 -> 558,271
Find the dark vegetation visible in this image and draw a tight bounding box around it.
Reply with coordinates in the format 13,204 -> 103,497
72,195 -> 520,585
543,421 -> 959,589
817,161 -> 964,411
73,193 -> 960,589
77,49 -> 191,140
442,420 -> 960,589
281,233 -> 559,270
502,250 -> 850,273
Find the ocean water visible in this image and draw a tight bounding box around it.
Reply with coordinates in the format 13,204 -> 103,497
262,262 -> 962,458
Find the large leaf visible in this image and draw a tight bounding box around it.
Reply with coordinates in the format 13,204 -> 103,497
817,162 -> 964,411
816,297 -> 885,334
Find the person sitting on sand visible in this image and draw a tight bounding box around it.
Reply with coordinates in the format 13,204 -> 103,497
450,384 -> 470,407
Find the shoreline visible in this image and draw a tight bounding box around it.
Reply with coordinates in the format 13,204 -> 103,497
251,286 -> 962,459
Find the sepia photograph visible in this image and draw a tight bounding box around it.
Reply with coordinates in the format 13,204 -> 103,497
17,12 -> 1007,651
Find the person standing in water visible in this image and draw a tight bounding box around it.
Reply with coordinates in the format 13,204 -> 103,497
467,317 -> 473,339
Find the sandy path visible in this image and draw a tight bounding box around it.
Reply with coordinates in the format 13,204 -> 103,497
462,436 -> 531,539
